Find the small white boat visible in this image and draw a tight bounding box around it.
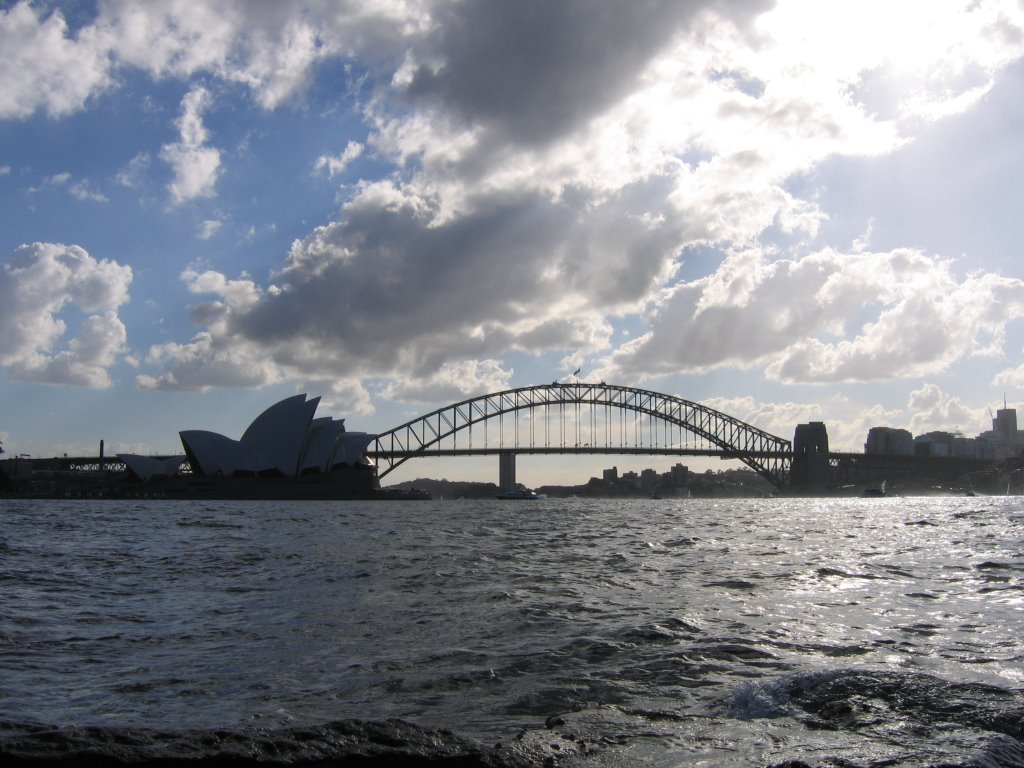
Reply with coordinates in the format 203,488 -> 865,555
496,485 -> 539,500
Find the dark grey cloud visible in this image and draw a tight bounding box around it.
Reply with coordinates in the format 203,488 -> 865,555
201,176 -> 683,379
399,0 -> 773,148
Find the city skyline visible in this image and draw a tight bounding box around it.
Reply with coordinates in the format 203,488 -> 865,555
3,1 -> 1024,485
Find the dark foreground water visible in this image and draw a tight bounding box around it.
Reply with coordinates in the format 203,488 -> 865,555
1,496 -> 1022,767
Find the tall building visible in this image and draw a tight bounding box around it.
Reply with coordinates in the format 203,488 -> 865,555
977,405 -> 1024,460
640,468 -> 658,493
670,463 -> 689,487
993,407 -> 1018,438
865,427 -> 914,456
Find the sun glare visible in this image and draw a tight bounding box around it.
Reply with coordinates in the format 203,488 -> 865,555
761,0 -> 986,78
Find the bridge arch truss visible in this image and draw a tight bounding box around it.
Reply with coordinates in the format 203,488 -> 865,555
369,383 -> 792,487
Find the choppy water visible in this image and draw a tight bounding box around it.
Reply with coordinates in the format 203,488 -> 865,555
1,495 -> 1022,766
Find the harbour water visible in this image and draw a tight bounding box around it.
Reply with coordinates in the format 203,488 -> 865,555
1,495 -> 1022,766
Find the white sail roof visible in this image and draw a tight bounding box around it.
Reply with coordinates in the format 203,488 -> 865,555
179,394 -> 374,479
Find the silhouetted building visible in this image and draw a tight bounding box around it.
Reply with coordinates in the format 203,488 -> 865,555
669,463 -> 689,487
863,403 -> 1024,467
640,468 -> 658,493
865,427 -> 913,456
994,407 -> 1018,438
976,406 -> 1024,460
915,431 -> 954,458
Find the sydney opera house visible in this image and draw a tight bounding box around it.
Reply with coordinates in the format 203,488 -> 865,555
117,394 -> 381,499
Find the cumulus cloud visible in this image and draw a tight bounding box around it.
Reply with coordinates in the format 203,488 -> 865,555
5,0 -> 1021,135
0,243 -> 132,388
606,247 -> 1024,384
161,86 -> 221,204
906,383 -> 983,436
395,1 -> 770,150
676,392 -> 886,452
135,266 -> 279,391
700,394 -> 825,441
303,378 -> 376,417
97,1 -> 329,108
0,1 -> 428,119
314,141 -> 364,178
137,331 -> 281,391
698,389 -> 975,452
381,359 -> 514,404
366,0 -> 1016,236
994,364 -> 1024,391
0,2 -> 112,118
136,183 -> 657,389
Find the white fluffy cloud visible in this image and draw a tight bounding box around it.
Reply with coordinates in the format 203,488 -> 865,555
314,141 -> 365,178
608,247 -> 1024,383
0,243 -> 132,387
136,266 -> 278,391
0,3 -> 112,118
161,86 -> 221,204
700,394 -> 825,441
0,0 -> 427,119
137,331 -> 281,391
381,359 -> 514,404
906,383 -> 983,436
994,364 -> 1024,391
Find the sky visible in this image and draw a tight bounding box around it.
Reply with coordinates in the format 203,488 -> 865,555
3,0 -> 1024,486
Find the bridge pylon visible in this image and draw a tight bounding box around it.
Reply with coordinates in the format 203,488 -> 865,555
498,452 -> 516,491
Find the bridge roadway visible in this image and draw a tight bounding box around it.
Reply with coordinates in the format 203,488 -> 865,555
370,447 -> 792,459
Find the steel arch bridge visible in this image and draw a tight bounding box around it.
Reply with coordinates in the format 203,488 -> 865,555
368,383 -> 793,488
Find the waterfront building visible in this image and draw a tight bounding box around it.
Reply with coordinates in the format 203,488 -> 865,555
865,427 -> 914,456
864,405 -> 1024,464
161,393 -> 374,480
975,406 -> 1024,461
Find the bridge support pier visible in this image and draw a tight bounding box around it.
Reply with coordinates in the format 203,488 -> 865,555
498,452 -> 516,491
791,421 -> 831,491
